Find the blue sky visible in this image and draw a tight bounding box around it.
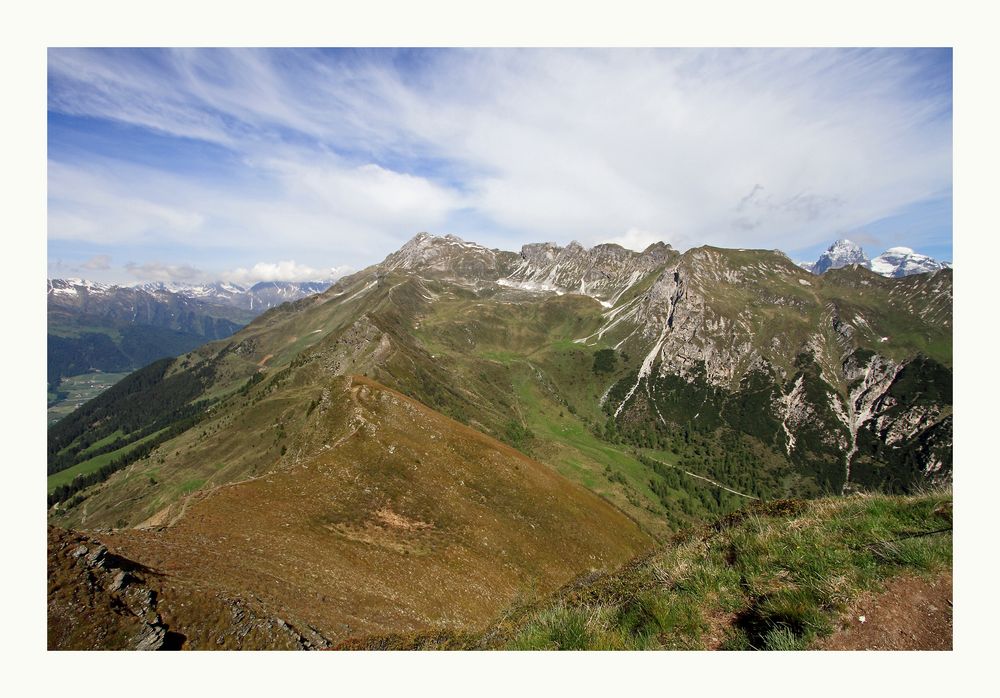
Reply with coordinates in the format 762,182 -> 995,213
47,48 -> 952,283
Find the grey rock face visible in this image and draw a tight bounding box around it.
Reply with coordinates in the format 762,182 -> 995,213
812,239 -> 870,275
109,570 -> 131,592
85,544 -> 107,568
135,623 -> 167,651
380,233 -> 678,303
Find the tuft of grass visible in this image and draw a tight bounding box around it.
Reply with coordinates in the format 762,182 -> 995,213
762,626 -> 808,651
492,490 -> 951,651
508,605 -> 593,650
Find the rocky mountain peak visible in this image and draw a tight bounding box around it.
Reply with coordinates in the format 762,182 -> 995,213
381,232 -> 509,281
805,239 -> 951,278
812,239 -> 870,275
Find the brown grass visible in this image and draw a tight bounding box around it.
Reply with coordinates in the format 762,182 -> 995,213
90,376 -> 651,648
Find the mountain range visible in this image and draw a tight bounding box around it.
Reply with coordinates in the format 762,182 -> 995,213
47,278 -> 333,398
46,232 -> 952,649
800,239 -> 952,277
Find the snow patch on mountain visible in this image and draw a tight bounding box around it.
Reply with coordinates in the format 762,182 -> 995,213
869,247 -> 949,278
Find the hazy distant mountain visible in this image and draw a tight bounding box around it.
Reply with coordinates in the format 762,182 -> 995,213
47,277 -> 333,397
131,280 -> 334,311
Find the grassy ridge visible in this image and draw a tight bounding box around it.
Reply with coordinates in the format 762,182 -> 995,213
336,490 -> 952,650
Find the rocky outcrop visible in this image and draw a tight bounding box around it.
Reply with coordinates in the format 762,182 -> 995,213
48,526 -> 324,650
48,527 -> 174,651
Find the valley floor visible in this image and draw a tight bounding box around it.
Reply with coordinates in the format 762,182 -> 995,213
47,371 -> 131,426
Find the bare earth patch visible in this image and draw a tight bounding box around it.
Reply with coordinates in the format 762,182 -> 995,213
374,506 -> 434,531
815,573 -> 952,650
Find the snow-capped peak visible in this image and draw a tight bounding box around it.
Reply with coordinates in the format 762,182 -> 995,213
47,278 -> 113,296
812,239 -> 870,275
870,247 -> 948,278
807,239 -> 951,278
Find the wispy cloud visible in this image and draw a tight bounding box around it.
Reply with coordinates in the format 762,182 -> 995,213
48,48 -> 952,277
124,261 -> 206,283
80,254 -> 111,270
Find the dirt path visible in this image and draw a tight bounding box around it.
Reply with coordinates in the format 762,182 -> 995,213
815,572 -> 952,650
642,455 -> 758,500
257,353 -> 274,367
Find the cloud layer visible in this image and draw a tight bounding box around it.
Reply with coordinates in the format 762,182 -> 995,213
224,261 -> 354,285
48,48 -> 952,279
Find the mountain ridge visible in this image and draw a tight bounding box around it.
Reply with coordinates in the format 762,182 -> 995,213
49,232 -> 951,530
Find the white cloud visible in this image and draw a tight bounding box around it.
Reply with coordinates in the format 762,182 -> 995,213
48,49 -> 951,264
48,161 -> 206,245
223,261 -> 352,284
601,228 -> 671,252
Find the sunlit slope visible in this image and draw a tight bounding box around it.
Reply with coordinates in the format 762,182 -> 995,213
48,244 -> 952,537
88,376 -> 649,645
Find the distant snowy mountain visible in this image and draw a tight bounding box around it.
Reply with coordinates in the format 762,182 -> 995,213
805,240 -> 951,278
47,277 -> 335,394
130,280 -> 333,311
811,239 -> 870,275
134,281 -> 247,302
47,278 -> 114,297
869,247 -> 951,278
243,281 -> 333,311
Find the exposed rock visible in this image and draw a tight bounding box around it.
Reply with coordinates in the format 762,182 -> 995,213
134,623 -> 166,651
109,570 -> 131,592
85,544 -> 107,568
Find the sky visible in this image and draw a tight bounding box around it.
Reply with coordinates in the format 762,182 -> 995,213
47,48 -> 953,285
